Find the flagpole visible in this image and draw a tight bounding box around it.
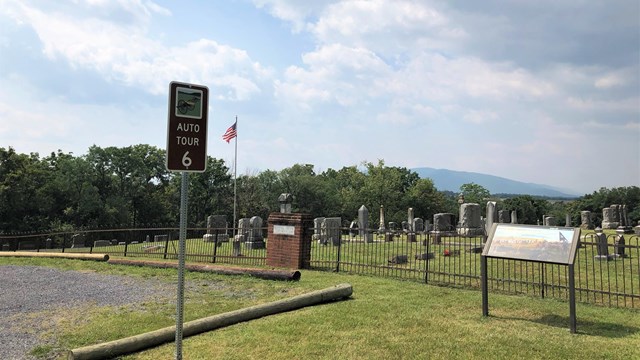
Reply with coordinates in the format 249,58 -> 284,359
233,116 -> 238,237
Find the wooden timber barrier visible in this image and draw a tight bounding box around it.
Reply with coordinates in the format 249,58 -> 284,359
107,258 -> 301,281
0,251 -> 109,261
67,283 -> 353,360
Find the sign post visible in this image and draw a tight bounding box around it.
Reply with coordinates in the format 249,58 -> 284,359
166,81 -> 209,172
481,223 -> 581,333
166,81 -> 209,360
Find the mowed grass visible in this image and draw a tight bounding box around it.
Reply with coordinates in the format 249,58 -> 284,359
1,257 -> 639,360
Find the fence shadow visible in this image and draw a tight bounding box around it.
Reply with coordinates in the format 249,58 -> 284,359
495,313 -> 640,338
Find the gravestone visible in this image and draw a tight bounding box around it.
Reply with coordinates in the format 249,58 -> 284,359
413,218 -> 424,233
415,252 -> 435,260
498,210 -> 510,224
313,217 -> 325,243
70,234 -> 85,248
621,205 -> 633,233
204,215 -> 229,243
378,205 -> 386,233
349,220 -> 358,239
613,230 -> 626,258
232,238 -> 242,256
358,205 -> 372,243
510,210 -> 518,224
321,217 -> 342,246
544,216 -> 556,226
565,214 -> 571,227
154,234 -> 168,243
45,238 -> 53,249
94,240 -> 110,247
602,205 -> 620,229
401,221 -> 409,233
433,213 -> 454,232
237,218 -> 251,241
458,203 -> 483,236
388,254 -> 408,264
580,211 -> 593,230
2,244 -> 9,251
246,216 -> 265,249
485,201 -> 497,235
407,208 -> 415,233
593,228 -> 610,261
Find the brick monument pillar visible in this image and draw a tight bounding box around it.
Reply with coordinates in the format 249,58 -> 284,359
266,212 -> 313,269
266,193 -> 313,269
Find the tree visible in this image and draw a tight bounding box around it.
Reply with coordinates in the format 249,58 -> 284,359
502,195 -> 550,225
278,164 -> 330,218
459,183 -> 491,207
186,157 -> 232,226
359,160 -> 419,224
0,148 -> 52,232
407,178 -> 449,224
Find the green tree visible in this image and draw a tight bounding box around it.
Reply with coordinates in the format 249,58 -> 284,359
407,178 -> 449,223
278,164 -> 331,218
0,148 -> 52,232
502,195 -> 550,225
459,183 -> 491,208
186,157 -> 232,226
359,160 -> 419,224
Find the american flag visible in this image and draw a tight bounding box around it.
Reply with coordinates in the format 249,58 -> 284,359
222,121 -> 237,143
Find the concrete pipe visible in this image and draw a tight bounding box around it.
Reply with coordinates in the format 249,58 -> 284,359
68,283 -> 353,360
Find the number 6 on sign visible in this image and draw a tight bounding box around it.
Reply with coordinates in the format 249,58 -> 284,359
182,151 -> 192,168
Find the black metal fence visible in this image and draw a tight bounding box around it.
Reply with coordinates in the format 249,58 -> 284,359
0,227 -> 267,267
309,228 -> 640,309
2,227 -> 638,309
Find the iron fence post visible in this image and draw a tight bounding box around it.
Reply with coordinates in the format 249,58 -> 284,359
164,233 -> 170,259
211,229 -> 219,264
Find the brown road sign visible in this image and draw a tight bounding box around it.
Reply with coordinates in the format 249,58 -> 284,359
166,81 -> 209,172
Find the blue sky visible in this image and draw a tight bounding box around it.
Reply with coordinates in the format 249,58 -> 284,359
0,0 -> 638,195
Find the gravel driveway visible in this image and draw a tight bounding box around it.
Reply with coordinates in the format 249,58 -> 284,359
0,265 -> 176,359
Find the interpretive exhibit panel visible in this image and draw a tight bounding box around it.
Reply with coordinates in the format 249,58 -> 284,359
483,223 -> 581,265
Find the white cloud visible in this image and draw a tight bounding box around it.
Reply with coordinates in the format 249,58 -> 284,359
5,1 -> 271,100
310,0 -> 464,55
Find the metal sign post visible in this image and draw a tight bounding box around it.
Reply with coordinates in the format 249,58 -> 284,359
166,81 -> 209,172
482,223 -> 580,334
166,81 -> 209,359
175,171 -> 188,359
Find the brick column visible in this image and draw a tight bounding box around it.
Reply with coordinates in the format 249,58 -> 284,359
266,212 -> 313,269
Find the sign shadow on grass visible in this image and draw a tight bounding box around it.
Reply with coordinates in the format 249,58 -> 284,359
533,314 -> 639,338
496,313 -> 639,338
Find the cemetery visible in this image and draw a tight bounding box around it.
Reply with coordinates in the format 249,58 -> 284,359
0,192 -> 639,358
2,196 -> 638,309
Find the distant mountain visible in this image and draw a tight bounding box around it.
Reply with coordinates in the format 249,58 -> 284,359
412,167 -> 579,198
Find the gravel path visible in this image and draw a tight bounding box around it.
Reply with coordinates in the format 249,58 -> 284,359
0,265 -> 177,360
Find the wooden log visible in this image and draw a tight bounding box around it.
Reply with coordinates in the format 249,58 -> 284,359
0,251 -> 109,262
107,258 -> 301,281
67,283 -> 353,360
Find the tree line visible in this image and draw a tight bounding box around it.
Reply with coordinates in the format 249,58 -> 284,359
0,145 -> 638,234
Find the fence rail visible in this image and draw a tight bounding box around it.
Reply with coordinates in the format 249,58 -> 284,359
0,227 -> 267,267
309,228 -> 640,309
1,227 -> 638,308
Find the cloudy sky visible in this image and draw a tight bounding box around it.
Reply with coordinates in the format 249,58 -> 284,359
1,0 -> 638,194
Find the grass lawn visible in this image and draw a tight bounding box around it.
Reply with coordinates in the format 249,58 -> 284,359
1,257 -> 639,359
